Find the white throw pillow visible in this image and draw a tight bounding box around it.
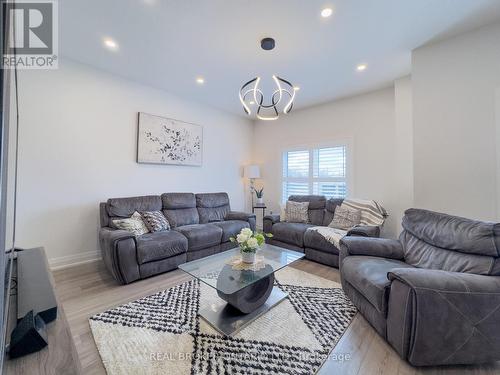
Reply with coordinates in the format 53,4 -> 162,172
112,211 -> 149,236
280,204 -> 286,221
285,201 -> 310,223
329,205 -> 361,230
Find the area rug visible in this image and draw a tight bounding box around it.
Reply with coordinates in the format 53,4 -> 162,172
89,267 -> 357,375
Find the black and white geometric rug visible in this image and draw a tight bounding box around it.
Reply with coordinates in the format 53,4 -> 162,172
89,267 -> 357,375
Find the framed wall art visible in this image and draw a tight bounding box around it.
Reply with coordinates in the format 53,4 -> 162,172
137,112 -> 202,166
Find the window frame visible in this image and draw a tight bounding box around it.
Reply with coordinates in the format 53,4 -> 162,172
281,140 -> 353,203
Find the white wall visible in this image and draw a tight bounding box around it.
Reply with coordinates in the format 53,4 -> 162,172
412,22 -> 500,221
393,76 -> 414,231
496,87 -> 500,219
253,88 -> 400,237
16,59 -> 253,266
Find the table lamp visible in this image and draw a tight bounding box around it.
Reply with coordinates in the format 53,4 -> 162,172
244,165 -> 260,207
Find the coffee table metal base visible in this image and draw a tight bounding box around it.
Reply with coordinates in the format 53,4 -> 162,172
199,287 -> 287,336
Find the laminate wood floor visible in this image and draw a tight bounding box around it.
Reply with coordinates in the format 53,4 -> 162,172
52,259 -> 500,375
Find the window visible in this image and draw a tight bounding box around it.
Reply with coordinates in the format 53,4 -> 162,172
282,146 -> 348,202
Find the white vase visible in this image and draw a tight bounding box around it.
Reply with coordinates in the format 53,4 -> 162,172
241,251 -> 256,264
256,197 -> 264,205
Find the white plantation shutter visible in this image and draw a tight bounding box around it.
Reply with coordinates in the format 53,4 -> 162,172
313,181 -> 346,198
313,147 -> 345,178
283,146 -> 348,202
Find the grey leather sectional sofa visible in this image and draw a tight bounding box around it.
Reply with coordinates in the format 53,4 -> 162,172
340,208 -> 500,366
99,192 -> 255,284
264,195 -> 382,268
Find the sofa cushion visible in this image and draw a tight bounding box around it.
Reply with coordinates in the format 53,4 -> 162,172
196,193 -> 230,223
272,222 -> 313,248
289,195 -> 326,225
107,195 -> 162,218
196,192 -> 230,208
401,230 -> 496,275
174,224 -> 223,251
213,220 -> 250,243
162,193 -> 199,227
342,256 -> 414,314
402,208 -> 500,257
322,198 -> 344,226
304,228 -> 341,255
136,230 -> 188,264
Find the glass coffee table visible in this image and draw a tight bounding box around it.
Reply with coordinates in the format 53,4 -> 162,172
179,243 -> 304,336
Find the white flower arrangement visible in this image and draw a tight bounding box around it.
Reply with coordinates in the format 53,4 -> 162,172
230,228 -> 272,253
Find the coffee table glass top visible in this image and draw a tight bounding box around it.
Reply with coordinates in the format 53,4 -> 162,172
179,244 -> 304,295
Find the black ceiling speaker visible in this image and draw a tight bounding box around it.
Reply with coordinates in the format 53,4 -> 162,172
261,38 -> 275,51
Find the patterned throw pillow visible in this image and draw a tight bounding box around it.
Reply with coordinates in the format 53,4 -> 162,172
285,201 -> 310,223
279,204 -> 286,221
112,211 -> 149,236
329,205 -> 361,230
140,211 -> 170,232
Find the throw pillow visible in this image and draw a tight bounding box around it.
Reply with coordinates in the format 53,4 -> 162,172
329,205 -> 361,230
140,211 -> 170,232
285,201 -> 310,223
112,211 -> 149,236
279,204 -> 286,222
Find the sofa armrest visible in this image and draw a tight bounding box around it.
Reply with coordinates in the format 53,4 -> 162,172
347,225 -> 380,238
263,214 -> 280,233
388,268 -> 500,292
225,211 -> 256,231
339,237 -> 404,267
100,227 -> 134,244
99,227 -> 140,285
386,268 -> 500,366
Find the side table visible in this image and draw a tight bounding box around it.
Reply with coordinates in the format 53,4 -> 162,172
252,204 -> 267,230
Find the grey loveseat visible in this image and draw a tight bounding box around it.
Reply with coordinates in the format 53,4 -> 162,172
264,195 -> 382,268
340,208 -> 500,366
99,192 -> 255,284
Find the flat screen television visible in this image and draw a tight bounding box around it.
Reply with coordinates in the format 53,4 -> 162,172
0,1 -> 18,370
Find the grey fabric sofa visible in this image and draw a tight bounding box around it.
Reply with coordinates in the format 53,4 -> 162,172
99,192 -> 256,284
263,195 -> 382,268
340,208 -> 500,366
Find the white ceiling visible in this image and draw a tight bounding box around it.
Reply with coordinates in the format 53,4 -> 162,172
60,0 -> 500,117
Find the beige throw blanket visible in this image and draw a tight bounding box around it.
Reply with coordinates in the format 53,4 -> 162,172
341,198 -> 387,226
308,226 -> 348,249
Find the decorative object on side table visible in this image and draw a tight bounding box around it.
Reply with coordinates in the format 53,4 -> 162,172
255,187 -> 264,204
137,112 -> 202,166
230,228 -> 272,264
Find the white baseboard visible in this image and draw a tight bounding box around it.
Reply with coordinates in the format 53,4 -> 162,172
49,250 -> 102,270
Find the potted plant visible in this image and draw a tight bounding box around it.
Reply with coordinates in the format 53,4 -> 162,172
230,228 -> 272,264
255,187 -> 264,205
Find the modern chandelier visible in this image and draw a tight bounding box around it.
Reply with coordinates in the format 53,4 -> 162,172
239,38 -> 298,121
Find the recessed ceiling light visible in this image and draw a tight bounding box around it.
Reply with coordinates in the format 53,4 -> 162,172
356,64 -> 367,71
103,38 -> 118,51
321,8 -> 333,18
196,77 -> 205,84
294,86 -> 300,91
249,101 -> 255,105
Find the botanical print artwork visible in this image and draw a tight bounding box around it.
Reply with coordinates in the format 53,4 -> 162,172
137,112 -> 202,166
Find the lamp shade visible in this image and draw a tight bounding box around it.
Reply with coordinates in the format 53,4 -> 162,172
244,165 -> 260,179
